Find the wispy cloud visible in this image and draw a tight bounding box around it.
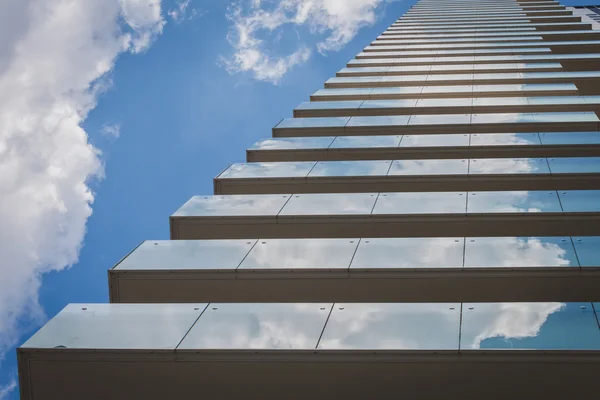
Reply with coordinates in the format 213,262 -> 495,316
101,123 -> 122,138
0,0 -> 165,367
222,0 -> 398,83
0,376 -> 17,400
168,0 -> 206,23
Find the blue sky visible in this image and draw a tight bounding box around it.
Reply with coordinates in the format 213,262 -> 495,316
0,0 -> 415,397
0,0 -> 593,398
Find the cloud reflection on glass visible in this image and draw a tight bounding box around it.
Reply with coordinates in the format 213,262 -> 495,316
460,302 -> 600,350
178,303 -> 332,350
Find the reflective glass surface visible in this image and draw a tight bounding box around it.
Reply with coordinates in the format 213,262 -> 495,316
173,195 -> 290,217
238,239 -> 359,270
467,191 -> 562,213
475,63 -> 561,71
532,112 -> 599,123
326,76 -> 382,84
249,137 -> 335,150
308,160 -> 392,177
548,157 -> 600,174
22,304 -> 207,349
583,95 -> 600,105
370,87 -> 423,95
389,36 -> 544,44
361,99 -> 419,109
473,83 -> 577,94
408,114 -> 471,125
338,66 -> 390,74
473,97 -> 529,107
178,303 -> 331,350
388,159 -> 468,175
471,113 -> 534,124
558,190 -> 600,212
527,96 -> 586,105
388,66 -> 432,73
295,100 -> 363,111
387,27 -> 537,34
318,303 -> 460,350
218,162 -> 315,179
460,302 -> 600,350
416,98 -> 472,108
539,132 -> 600,146
350,238 -> 464,270
115,240 -> 257,271
347,115 -> 411,127
421,85 -> 473,94
279,193 -> 378,215
372,192 -> 467,214
312,88 -> 373,98
329,135 -> 402,148
430,64 -> 472,71
464,237 -> 579,268
572,237 -> 600,268
275,117 -> 349,129
400,134 -> 470,147
470,133 -> 541,147
469,158 -> 550,175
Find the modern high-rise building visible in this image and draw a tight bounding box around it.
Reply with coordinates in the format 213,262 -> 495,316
18,0 -> 600,398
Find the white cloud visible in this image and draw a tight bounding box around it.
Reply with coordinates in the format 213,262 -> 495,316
101,123 -> 122,138
168,0 -> 206,23
0,0 -> 164,367
223,0 -> 397,83
168,0 -> 190,22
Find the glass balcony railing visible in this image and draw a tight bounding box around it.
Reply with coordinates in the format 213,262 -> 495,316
387,22 -> 586,32
173,190 -> 600,219
215,157 -> 600,180
376,30 -> 599,40
375,37 -> 545,44
391,17 -> 580,26
294,96 -> 600,117
356,48 -> 552,58
398,11 -> 572,20
106,233 -> 600,302
311,85 -> 580,101
365,41 -> 600,52
346,54 -> 600,67
385,28 -> 540,34
21,301 -> 600,351
272,112 -> 599,136
338,64 -> 564,77
248,132 -> 600,153
398,14 -> 568,20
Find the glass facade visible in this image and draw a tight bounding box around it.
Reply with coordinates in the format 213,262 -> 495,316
19,1 -> 600,399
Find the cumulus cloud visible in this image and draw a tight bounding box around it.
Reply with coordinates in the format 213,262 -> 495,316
223,0 -> 397,83
0,0 -> 165,378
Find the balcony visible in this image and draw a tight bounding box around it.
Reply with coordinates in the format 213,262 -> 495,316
272,112 -> 600,137
293,96 -> 600,117
247,132 -> 600,162
213,157 -> 600,194
338,63 -> 565,77
108,237 -> 600,303
169,190 -> 600,239
346,55 -> 600,74
18,302 -> 600,399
